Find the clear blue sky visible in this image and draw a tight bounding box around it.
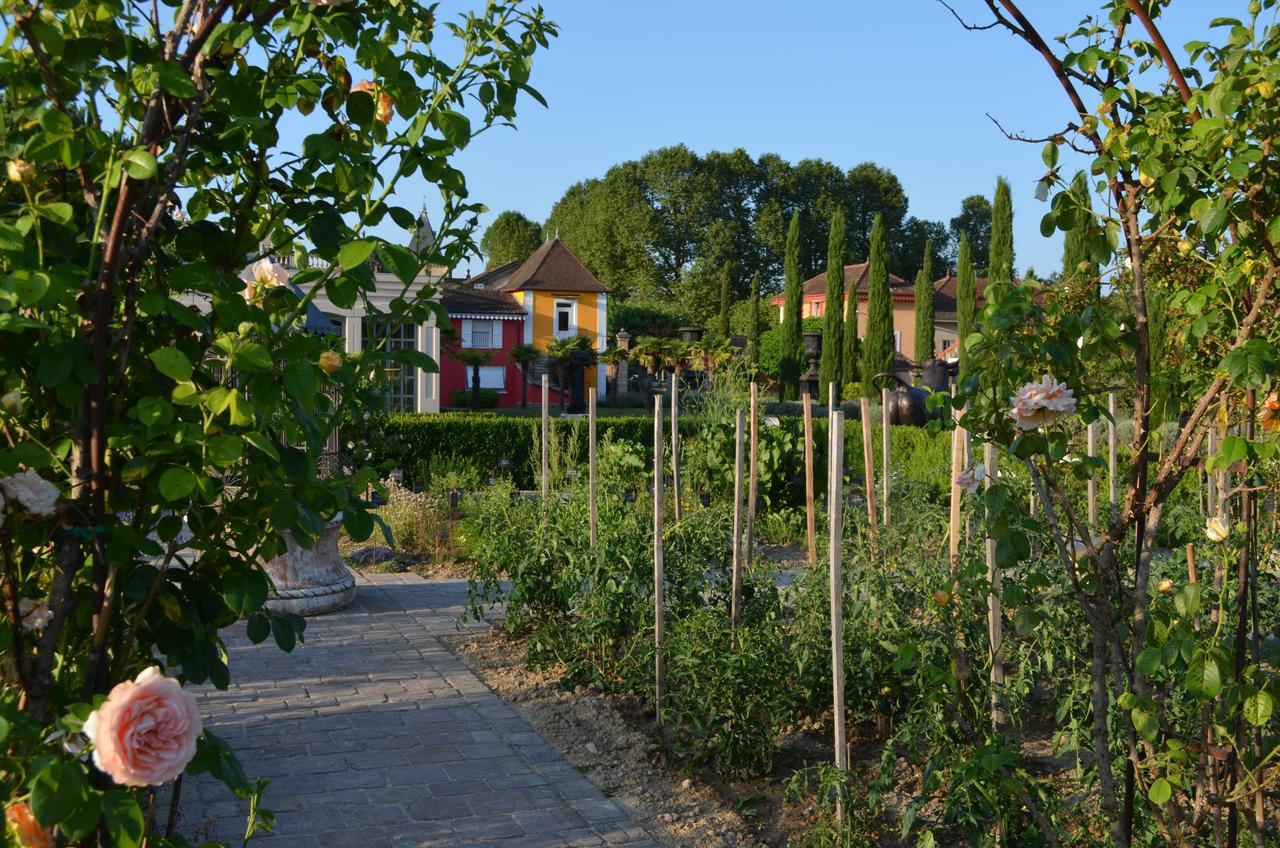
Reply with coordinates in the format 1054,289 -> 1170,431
392,1 -> 1244,277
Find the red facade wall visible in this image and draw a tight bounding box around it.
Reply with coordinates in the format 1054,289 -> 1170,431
438,318 -> 567,409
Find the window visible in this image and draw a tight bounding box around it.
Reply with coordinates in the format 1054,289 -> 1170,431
477,365 -> 506,391
363,318 -> 417,412
555,300 -> 577,339
462,319 -> 500,349
893,330 -> 902,352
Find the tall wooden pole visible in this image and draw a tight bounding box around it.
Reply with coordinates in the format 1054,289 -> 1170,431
540,374 -> 550,501
1108,391 -> 1118,518
746,382 -> 759,574
949,411 -> 964,575
653,394 -> 665,720
859,396 -> 877,529
588,391 -> 598,548
730,409 -> 745,627
828,409 -> 848,775
1087,420 -> 1099,529
984,441 -> 1007,735
803,391 -> 817,568
881,386 -> 890,526
671,378 -> 681,523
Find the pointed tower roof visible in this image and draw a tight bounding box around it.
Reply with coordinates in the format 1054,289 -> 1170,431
497,238 -> 610,293
408,205 -> 435,255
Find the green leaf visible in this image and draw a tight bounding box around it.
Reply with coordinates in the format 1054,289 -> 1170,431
122,148 -> 158,180
1174,583 -> 1202,618
156,61 -> 198,98
206,434 -> 244,467
150,347 -> 193,382
228,390 -> 254,426
338,239 -> 377,269
1148,777 -> 1172,805
1186,655 -> 1222,700
246,612 -> 271,644
223,568 -> 268,617
271,615 -> 298,652
37,202 -> 74,224
1244,691 -> 1274,726
435,109 -> 471,148
158,467 -> 197,501
1042,142 -> 1059,168
1137,647 -> 1163,676
243,431 -> 281,461
29,758 -> 88,825
103,790 -> 145,848
1131,704 -> 1160,741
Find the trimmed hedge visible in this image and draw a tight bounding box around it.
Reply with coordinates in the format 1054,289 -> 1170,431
348,411 -> 953,495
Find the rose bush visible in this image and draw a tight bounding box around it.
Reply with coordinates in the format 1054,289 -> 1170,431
0,0 -> 554,843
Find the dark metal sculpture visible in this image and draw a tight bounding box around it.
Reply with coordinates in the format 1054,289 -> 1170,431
873,372 -> 941,427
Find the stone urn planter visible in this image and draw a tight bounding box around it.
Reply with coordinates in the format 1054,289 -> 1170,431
262,515 -> 355,616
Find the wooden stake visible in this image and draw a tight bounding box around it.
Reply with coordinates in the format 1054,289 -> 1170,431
949,411 -> 964,575
746,382 -> 759,574
984,441 -> 1007,735
541,374 -> 550,501
881,386 -> 890,526
1108,391 -> 1118,517
671,378 -> 681,523
588,391 -> 598,548
1087,419 -> 1099,528
653,394 -> 665,720
859,396 -> 877,529
730,409 -> 745,627
803,391 -> 817,568
828,409 -> 848,773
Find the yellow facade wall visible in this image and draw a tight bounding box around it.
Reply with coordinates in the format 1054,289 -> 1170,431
529,291 -> 604,390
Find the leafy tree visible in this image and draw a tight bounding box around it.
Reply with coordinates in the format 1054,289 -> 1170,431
949,194 -> 993,272
453,349 -> 494,409
480,211 -> 543,268
988,177 -> 1014,294
846,162 -> 909,264
860,214 -> 893,395
913,240 -> 935,362
1060,171 -> 1098,293
508,343 -> 543,409
778,212 -> 805,400
747,274 -> 763,377
892,216 -> 952,281
955,234 -> 977,382
717,263 -> 732,338
818,209 -> 845,399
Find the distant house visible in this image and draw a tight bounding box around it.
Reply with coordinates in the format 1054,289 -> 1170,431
770,264 -> 987,362
439,238 -> 611,407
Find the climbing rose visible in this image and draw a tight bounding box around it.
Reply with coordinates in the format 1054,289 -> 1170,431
6,160 -> 35,186
319,350 -> 343,374
955,463 -> 984,494
0,470 -> 59,517
245,258 -> 289,301
84,667 -> 203,787
18,599 -> 51,632
5,801 -> 52,848
1205,515 -> 1229,543
1261,392 -> 1280,432
1,390 -> 21,414
352,80 -> 394,124
1008,375 -> 1077,431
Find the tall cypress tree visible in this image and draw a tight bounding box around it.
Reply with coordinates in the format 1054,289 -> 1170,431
956,234 -> 976,382
717,263 -> 732,338
747,273 -> 762,378
818,209 -> 845,400
989,177 -> 1014,295
778,211 -> 804,401
861,214 -> 893,396
1061,171 -> 1097,294
841,261 -> 859,391
913,239 -> 935,363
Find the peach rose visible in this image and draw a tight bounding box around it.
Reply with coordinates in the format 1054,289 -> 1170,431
1261,392 -> 1280,432
352,80 -> 393,124
245,258 -> 289,302
1009,374 -> 1077,431
319,350 -> 343,374
5,800 -> 52,848
84,667 -> 203,787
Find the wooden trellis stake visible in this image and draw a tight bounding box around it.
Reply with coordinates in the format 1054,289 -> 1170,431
860,396 -> 877,529
1087,420 -> 1099,528
588,391 -> 598,548
746,382 -> 759,574
803,391 -> 817,568
653,394 -> 665,720
671,378 -> 681,523
949,410 -> 964,575
881,386 -> 890,526
541,375 -> 550,501
984,441 -> 1007,735
730,409 -> 745,627
828,409 -> 848,776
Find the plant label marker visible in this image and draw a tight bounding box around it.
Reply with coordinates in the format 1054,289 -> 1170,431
860,395 -> 877,529
803,390 -> 817,568
653,393 -> 665,721
541,374 -> 550,501
588,391 -> 598,548
746,381 -> 759,574
828,409 -> 848,777
730,408 -> 745,627
881,386 -> 890,526
671,378 -> 681,523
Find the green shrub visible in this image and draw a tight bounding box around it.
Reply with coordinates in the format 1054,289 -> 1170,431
449,387 -> 500,408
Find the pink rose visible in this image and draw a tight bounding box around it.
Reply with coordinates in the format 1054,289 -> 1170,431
84,667 -> 202,787
955,463 -> 985,494
245,258 -> 289,301
1008,374 -> 1077,431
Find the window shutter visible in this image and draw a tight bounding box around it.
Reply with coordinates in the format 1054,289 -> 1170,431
461,320 -> 473,348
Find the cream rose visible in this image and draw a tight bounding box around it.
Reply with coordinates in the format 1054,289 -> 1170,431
319,350 -> 343,374
245,258 -> 290,301
0,470 -> 59,517
84,666 -> 203,787
6,160 -> 35,186
1008,375 -> 1078,431
1,390 -> 21,414
1205,515 -> 1229,543
955,463 -> 985,494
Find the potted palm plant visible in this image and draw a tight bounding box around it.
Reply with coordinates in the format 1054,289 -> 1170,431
508,342 -> 542,409
453,348 -> 493,409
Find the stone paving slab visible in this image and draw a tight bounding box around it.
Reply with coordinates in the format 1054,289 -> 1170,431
184,572 -> 657,847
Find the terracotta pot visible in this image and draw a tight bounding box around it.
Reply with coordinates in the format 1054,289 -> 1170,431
262,515 -> 355,617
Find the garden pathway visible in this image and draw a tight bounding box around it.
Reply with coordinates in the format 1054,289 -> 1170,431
184,572 -> 658,848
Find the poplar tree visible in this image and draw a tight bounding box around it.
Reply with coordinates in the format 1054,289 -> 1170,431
956,234 -> 976,382
747,273 -> 762,377
818,209 -> 845,400
989,177 -> 1014,295
778,211 -> 804,400
860,214 -> 893,396
913,239 -> 935,362
717,263 -> 732,338
1061,171 -> 1097,294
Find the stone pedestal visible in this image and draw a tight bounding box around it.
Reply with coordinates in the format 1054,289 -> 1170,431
263,515 -> 355,616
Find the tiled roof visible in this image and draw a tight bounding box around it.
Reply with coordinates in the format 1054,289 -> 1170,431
440,284 -> 525,317
932,271 -> 990,323
497,238 -> 611,293
770,262 -> 909,305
